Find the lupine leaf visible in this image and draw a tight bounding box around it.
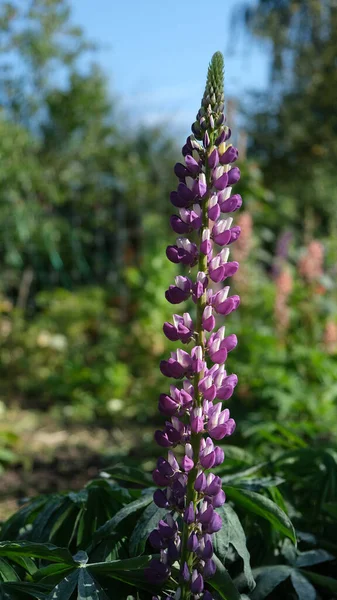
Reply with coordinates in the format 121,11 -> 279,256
101,466 -> 153,487
0,497 -> 49,541
30,498 -> 76,544
93,494 -> 153,544
218,445 -> 254,463
231,476 -> 285,491
0,558 -> 20,582
303,570 -> 337,593
295,549 -> 335,567
323,502 -> 337,519
129,502 -> 167,556
78,569 -> 110,599
46,569 -> 78,600
88,555 -> 158,595
33,564 -> 76,585
250,566 -> 292,599
208,555 -> 241,600
88,555 -> 155,573
225,487 -> 296,543
290,570 -> 316,600
220,464 -> 266,483
214,504 -> 254,590
0,542 -> 75,565
8,555 -> 37,576
48,504 -> 78,545
0,581 -> 50,599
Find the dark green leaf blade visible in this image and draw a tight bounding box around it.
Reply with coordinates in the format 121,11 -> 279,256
78,569 -> 110,600
0,558 -> 20,582
295,549 -> 334,568
290,570 -> 316,600
303,570 -> 337,594
208,555 -> 241,600
0,541 -> 75,565
46,570 -> 79,600
101,466 -> 153,487
226,487 -> 296,543
129,502 -> 166,556
214,505 -> 254,591
93,494 -> 152,545
250,566 -> 292,600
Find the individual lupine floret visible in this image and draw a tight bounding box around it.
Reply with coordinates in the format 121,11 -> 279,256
165,275 -> 192,304
212,286 -> 240,315
158,385 -> 193,416
170,204 -> 202,233
202,305 -> 216,332
207,403 -> 236,440
207,326 -> 237,363
163,313 -> 194,343
208,248 -> 239,283
218,191 -> 242,213
166,238 -> 198,266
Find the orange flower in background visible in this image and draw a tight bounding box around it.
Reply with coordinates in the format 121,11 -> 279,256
298,240 -> 324,283
275,268 -> 293,337
323,320 -> 337,355
232,212 -> 253,263
232,212 -> 253,299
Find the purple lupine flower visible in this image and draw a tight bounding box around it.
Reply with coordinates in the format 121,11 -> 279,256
147,52 -> 242,600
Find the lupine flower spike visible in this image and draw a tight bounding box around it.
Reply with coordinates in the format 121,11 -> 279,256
146,52 -> 242,600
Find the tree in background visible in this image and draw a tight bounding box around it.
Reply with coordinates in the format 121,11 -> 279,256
0,0 -> 179,417
243,0 -> 337,241
0,0 -> 177,306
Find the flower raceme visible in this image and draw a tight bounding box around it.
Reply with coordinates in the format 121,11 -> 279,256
146,52 -> 242,600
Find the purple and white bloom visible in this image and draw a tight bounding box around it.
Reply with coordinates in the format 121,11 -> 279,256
146,52 -> 242,600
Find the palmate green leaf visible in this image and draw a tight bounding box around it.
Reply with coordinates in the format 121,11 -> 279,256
0,542 -> 75,565
0,581 -> 50,599
78,570 -> 110,600
49,504 -> 79,548
8,555 -> 38,576
43,555 -> 156,600
250,566 -> 292,600
303,570 -> 337,594
0,558 -> 20,582
225,487 -> 296,543
89,555 -> 158,595
290,570 -> 316,600
250,565 -> 318,600
46,569 -> 78,600
214,505 -> 254,591
0,497 -> 49,541
231,476 -> 285,491
85,480 -> 140,504
33,564 -> 76,586
29,497 -> 72,543
295,548 -> 335,567
93,494 -> 153,545
323,502 -> 337,519
102,466 -> 153,487
218,445 -> 254,464
220,464 -> 266,483
89,555 -> 155,573
208,555 -> 241,600
267,484 -> 288,514
129,502 -> 167,556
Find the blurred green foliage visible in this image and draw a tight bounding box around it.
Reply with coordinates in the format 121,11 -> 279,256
0,0 -> 336,436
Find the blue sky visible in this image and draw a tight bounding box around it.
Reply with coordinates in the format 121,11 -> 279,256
71,0 -> 270,135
